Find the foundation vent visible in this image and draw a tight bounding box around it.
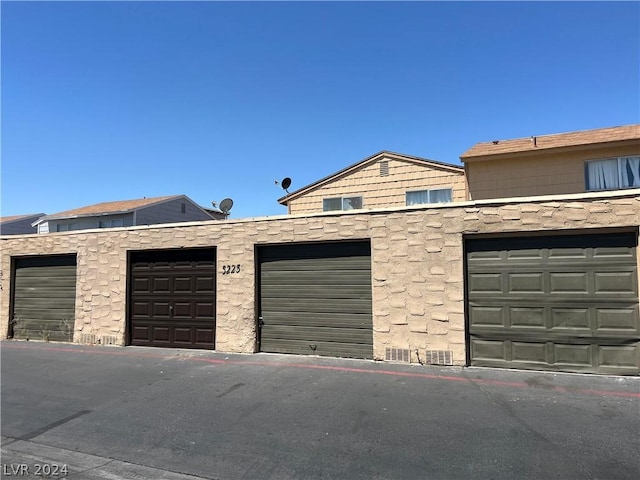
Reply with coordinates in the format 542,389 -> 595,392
425,350 -> 453,366
79,334 -> 96,345
385,347 -> 410,363
101,335 -> 119,346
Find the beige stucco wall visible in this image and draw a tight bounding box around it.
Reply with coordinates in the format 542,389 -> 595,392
465,144 -> 639,200
287,157 -> 466,215
1,191 -> 638,365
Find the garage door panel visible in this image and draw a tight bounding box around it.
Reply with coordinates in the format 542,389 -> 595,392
262,285 -> 372,299
470,338 -> 506,362
466,232 -> 639,374
508,273 -> 544,294
554,344 -> 593,367
510,307 -> 546,328
261,338 -> 373,359
511,342 -> 548,365
262,298 -> 372,314
468,305 -> 505,326
549,272 -> 588,293
593,246 -> 636,259
550,308 -> 590,330
468,273 -> 502,293
596,307 -> 640,332
599,344 -> 639,371
261,271 -> 371,284
262,311 -> 373,329
128,248 -> 216,349
262,325 -> 372,344
259,241 -> 373,360
595,272 -> 637,294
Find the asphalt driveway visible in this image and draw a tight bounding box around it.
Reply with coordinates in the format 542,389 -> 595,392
1,341 -> 639,479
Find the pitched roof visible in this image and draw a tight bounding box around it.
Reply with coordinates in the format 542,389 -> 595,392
35,195 -> 183,223
278,150 -> 463,205
460,124 -> 640,161
0,213 -> 46,225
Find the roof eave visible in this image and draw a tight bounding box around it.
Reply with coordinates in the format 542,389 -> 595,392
461,138 -> 640,163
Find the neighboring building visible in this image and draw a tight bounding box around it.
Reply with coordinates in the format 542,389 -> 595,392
0,214 -> 46,235
278,151 -> 466,215
31,195 -> 222,234
461,124 -> 640,200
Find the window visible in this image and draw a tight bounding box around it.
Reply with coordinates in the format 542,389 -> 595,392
323,196 -> 363,211
406,188 -> 453,206
99,218 -> 124,228
585,156 -> 640,191
181,202 -> 186,213
56,222 -> 80,232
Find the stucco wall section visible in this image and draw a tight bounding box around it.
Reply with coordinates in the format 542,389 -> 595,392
288,157 -> 466,215
1,192 -> 639,366
466,144 -> 639,200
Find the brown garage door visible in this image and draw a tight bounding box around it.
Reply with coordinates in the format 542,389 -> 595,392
258,241 -> 373,359
466,232 -> 639,375
128,248 -> 216,349
11,255 -> 77,342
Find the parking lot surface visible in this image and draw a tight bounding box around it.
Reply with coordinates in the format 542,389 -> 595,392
2,341 -> 639,479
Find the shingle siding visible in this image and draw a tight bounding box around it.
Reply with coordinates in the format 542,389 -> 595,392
288,158 -> 466,215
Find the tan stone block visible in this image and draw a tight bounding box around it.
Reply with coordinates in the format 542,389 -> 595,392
426,284 -> 445,292
390,315 -> 408,325
427,320 -> 449,335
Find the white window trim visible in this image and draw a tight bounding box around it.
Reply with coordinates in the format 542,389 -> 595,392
405,188 -> 453,206
322,195 -> 364,212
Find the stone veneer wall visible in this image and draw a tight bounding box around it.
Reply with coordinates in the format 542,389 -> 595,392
1,192 -> 638,365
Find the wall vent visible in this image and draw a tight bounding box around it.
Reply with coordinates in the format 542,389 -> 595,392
79,334 -> 96,345
101,335 -> 119,346
379,160 -> 389,177
425,350 -> 453,365
385,347 -> 410,363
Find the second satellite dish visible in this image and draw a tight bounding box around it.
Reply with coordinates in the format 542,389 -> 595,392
281,177 -> 292,193
219,198 -> 234,214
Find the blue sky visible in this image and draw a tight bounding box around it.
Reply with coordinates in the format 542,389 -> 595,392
2,1 -> 639,219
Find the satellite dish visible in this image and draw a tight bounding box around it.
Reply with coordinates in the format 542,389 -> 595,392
281,177 -> 292,193
219,198 -> 234,215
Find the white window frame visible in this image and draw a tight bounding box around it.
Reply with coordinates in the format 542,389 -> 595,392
405,188 -> 453,206
585,156 -> 640,191
322,196 -> 364,212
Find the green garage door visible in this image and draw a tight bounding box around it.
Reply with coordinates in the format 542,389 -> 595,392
11,255 -> 77,342
258,241 -> 373,359
466,232 -> 639,375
